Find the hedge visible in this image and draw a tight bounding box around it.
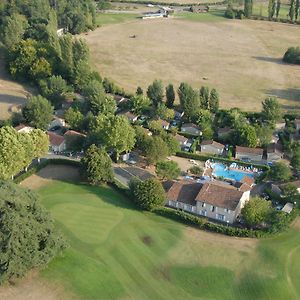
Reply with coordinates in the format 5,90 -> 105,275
176,151 -> 269,171
153,206 -> 298,238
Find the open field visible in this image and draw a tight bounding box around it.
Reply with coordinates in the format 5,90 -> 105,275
0,50 -> 32,120
84,16 -> 300,111
10,168 -> 298,300
96,12 -> 140,26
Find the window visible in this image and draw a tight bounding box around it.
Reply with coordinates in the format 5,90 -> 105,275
202,203 -> 206,208
211,206 -> 215,212
216,214 -> 225,221
225,208 -> 231,214
200,210 -> 207,216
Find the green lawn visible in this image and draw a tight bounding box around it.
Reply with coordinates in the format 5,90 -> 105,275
39,181 -> 300,300
96,13 -> 139,26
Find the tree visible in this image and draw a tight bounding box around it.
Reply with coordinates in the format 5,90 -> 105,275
233,124 -> 257,147
147,79 -> 164,107
268,0 -> 276,19
291,151 -> 300,171
195,109 -> 214,140
29,129 -> 49,159
161,133 -> 180,155
242,197 -> 272,228
269,162 -> 292,182
255,124 -> 273,147
244,0 -> 253,17
65,108 -> 84,130
1,13 -> 28,50
0,181 -> 65,283
89,95 -> 116,116
156,160 -> 181,180
144,136 -> 169,164
262,97 -> 282,126
136,86 -> 143,95
100,115 -> 136,160
155,103 -> 174,120
200,86 -> 210,109
130,95 -> 151,115
40,75 -> 69,108
134,126 -> 152,151
148,120 -> 163,134
129,177 -> 165,210
23,95 -> 53,129
189,166 -> 203,176
296,0 -> 300,19
209,88 -> 219,113
276,0 -> 281,17
289,0 -> 295,20
166,84 -> 175,108
0,126 -> 26,180
81,144 -> 113,184
178,83 -> 200,120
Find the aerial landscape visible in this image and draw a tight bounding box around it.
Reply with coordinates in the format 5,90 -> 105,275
0,0 -> 299,299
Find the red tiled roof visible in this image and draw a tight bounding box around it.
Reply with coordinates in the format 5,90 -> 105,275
195,182 -> 244,210
240,175 -> 254,186
166,181 -> 203,206
235,146 -> 263,155
47,131 -> 65,146
158,119 -> 169,126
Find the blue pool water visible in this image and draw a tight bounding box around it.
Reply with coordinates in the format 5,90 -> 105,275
212,163 -> 254,182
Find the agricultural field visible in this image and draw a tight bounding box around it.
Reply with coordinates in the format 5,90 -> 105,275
85,15 -> 300,111
0,51 -> 31,120
5,168 -> 299,300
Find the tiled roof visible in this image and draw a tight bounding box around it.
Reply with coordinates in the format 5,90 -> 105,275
240,175 -> 255,186
195,182 -> 244,211
158,119 -> 169,126
201,140 -> 224,149
182,123 -> 200,130
217,127 -> 233,135
47,131 -> 65,146
174,134 -> 188,143
166,181 -> 203,206
64,130 -> 86,137
236,146 -> 263,155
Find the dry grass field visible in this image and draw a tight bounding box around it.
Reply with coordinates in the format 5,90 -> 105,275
0,51 -> 31,120
84,17 -> 300,111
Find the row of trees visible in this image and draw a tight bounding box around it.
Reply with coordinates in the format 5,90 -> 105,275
0,126 -> 49,180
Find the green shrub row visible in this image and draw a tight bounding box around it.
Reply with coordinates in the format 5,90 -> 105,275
176,151 -> 269,170
153,206 -> 297,238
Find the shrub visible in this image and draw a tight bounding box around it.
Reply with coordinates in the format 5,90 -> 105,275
283,47 -> 300,64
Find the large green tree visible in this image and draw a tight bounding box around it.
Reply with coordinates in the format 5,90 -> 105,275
23,95 -> 53,129
242,197 -> 273,228
81,144 -> 114,184
1,13 -> 28,49
165,84 -> 175,108
129,177 -> 165,210
0,181 -> 66,283
156,160 -> 181,180
147,79 -> 164,107
262,97 -> 282,126
144,136 -> 169,164
178,82 -> 200,120
269,162 -> 292,182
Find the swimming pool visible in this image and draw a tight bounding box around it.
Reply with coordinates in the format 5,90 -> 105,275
212,163 -> 254,182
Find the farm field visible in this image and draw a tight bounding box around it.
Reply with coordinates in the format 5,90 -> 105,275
84,16 -> 300,111
10,176 -> 298,300
0,50 -> 31,120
